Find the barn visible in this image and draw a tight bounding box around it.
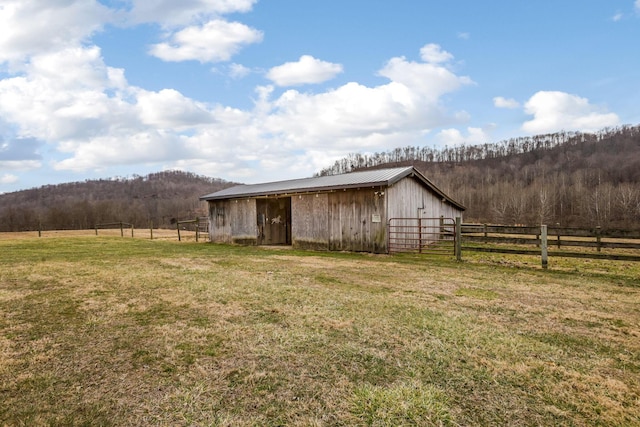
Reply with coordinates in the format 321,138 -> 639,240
200,166 -> 465,254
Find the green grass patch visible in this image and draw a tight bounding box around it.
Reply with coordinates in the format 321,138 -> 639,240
350,380 -> 453,426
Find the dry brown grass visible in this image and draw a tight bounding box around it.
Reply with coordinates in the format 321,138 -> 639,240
0,234 -> 638,426
0,228 -> 189,241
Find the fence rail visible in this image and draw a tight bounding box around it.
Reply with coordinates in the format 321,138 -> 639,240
91,218 -> 209,241
176,217 -> 209,242
95,222 -> 134,237
461,223 -> 640,265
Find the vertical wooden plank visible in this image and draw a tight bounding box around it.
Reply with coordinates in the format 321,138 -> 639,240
327,188 -> 386,253
455,216 -> 462,261
291,193 -> 330,249
541,224 -> 548,269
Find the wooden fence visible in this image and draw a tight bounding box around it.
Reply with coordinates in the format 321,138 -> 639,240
176,217 -> 209,242
95,222 -> 134,237
461,223 -> 640,267
90,218 -> 210,241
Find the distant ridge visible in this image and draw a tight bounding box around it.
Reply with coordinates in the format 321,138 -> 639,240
0,170 -> 237,232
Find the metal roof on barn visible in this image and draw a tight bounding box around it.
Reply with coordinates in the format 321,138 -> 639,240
200,166 -> 465,210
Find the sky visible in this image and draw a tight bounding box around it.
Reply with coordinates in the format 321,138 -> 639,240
1,0 -> 639,193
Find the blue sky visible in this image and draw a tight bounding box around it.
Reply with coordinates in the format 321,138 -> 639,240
1,0 -> 639,193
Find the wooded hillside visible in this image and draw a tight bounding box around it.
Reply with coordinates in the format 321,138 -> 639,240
2,125 -> 639,232
0,171 -> 235,232
319,125 -> 640,229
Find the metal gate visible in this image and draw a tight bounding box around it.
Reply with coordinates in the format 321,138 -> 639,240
388,217 -> 456,254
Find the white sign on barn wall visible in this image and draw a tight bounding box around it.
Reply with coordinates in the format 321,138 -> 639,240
372,214 -> 381,223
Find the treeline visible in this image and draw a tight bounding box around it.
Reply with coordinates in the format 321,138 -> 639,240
3,125 -> 639,232
0,171 -> 235,232
319,125 -> 640,229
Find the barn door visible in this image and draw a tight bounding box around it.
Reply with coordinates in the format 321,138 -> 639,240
256,198 -> 291,245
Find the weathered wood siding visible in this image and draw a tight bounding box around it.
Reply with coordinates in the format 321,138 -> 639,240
291,193 -> 329,250
387,177 -> 462,246
208,200 -> 231,243
328,188 -> 387,253
387,177 -> 462,220
208,198 -> 257,244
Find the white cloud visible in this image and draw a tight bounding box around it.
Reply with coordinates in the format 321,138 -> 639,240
0,47 -> 133,142
419,44 -> 454,64
52,132 -> 188,171
149,20 -> 263,63
229,63 -> 251,79
378,55 -> 473,103
0,160 -> 42,171
0,137 -> 42,165
493,96 -> 520,109
612,12 -> 623,22
0,40 -> 475,180
0,45 -> 220,172
255,48 -> 472,154
127,0 -> 257,27
522,91 -> 619,134
266,55 -> 343,86
136,89 -> 214,128
636,0 -> 640,12
436,127 -> 491,146
457,32 -> 470,40
0,173 -> 18,184
0,0 -> 111,65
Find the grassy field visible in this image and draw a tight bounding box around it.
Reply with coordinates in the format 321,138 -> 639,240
0,235 -> 638,426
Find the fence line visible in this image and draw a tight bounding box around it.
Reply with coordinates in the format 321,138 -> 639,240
67,218 -> 211,241
95,222 -> 134,237
460,222 -> 640,267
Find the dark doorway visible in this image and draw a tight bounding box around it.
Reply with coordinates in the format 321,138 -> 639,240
256,198 -> 292,245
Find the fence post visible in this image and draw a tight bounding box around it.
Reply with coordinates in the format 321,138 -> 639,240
150,221 -> 153,240
418,217 -> 423,253
455,216 -> 462,261
120,222 -> 124,237
95,225 -> 98,236
541,224 -> 548,269
483,223 -> 487,243
595,226 -> 602,252
38,221 -> 42,238
196,217 -> 199,243
131,224 -> 134,238
177,221 -> 181,242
